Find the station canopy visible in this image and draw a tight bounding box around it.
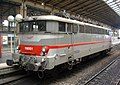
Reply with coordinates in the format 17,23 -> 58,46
33,0 -> 120,29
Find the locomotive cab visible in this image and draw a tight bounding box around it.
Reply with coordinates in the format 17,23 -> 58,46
7,16 -> 70,71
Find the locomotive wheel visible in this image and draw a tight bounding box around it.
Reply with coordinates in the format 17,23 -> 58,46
38,71 -> 44,79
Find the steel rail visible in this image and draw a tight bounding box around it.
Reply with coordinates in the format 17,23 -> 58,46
0,74 -> 29,85
83,56 -> 120,85
0,65 -> 29,85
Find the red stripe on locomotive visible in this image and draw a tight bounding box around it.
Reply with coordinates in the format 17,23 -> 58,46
19,40 -> 111,56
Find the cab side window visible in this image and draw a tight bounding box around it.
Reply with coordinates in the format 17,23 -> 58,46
59,22 -> 66,32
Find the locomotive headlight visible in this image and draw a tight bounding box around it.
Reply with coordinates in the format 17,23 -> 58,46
16,46 -> 20,50
41,46 -> 49,56
42,47 -> 46,53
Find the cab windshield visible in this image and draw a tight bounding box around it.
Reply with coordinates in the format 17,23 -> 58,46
19,20 -> 46,33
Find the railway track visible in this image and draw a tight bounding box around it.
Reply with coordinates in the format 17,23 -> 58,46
0,66 -> 19,77
0,66 -> 29,85
82,56 -> 120,85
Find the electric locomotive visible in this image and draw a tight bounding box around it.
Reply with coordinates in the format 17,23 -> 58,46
6,15 -> 112,78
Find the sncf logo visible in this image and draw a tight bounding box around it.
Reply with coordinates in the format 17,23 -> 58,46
25,47 -> 33,50
27,36 -> 34,39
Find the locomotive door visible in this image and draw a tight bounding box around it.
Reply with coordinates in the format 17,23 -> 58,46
67,23 -> 79,59
66,23 -> 74,61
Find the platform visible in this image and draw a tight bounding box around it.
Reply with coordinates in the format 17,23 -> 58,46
0,63 -> 11,69
0,50 -> 12,63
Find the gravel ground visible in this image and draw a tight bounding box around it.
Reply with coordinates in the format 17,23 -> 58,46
7,44 -> 120,85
